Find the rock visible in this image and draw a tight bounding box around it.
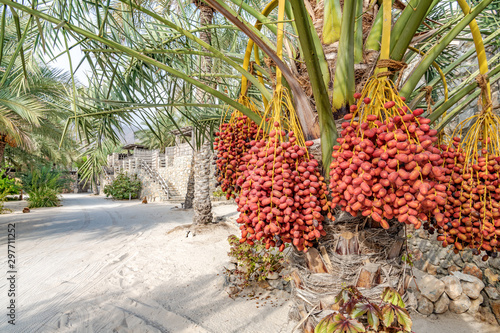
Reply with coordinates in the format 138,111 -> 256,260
461,251 -> 473,264
440,253 -> 455,268
257,280 -> 272,290
484,268 -> 499,285
417,296 -> 434,315
492,300 -> 500,325
22,207 -> 30,213
434,293 -> 450,314
416,239 -> 432,252
218,275 -> 230,288
416,229 -> 430,240
451,253 -> 464,267
467,294 -> 483,314
448,265 -> 460,274
489,257 -> 500,270
429,249 -> 450,266
481,290 -> 491,308
283,281 -> 292,293
462,279 -> 485,299
420,275 -> 445,302
224,262 -> 237,271
479,306 -> 499,326
428,313 -> 438,320
463,263 -> 483,280
472,256 -> 489,270
268,279 -> 283,290
406,291 -> 418,310
410,249 -> 423,262
449,294 -> 471,314
266,271 -> 279,280
437,267 -> 448,276
426,264 -> 438,275
226,286 -> 240,295
414,259 -> 430,271
441,275 -> 462,300
485,286 -> 500,300
452,271 -> 480,283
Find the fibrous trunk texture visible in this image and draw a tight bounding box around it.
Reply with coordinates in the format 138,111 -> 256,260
196,3 -> 215,103
0,140 -> 6,166
92,175 -> 99,195
193,142 -> 213,224
184,154 -> 195,209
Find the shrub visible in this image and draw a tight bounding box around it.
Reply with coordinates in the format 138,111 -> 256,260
104,173 -> 141,200
21,168 -> 64,208
212,187 -> 226,198
0,169 -> 20,196
226,235 -> 287,287
27,186 -> 60,208
0,169 -> 20,213
21,167 -> 69,193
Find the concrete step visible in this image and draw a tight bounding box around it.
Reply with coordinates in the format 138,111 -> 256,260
166,196 -> 185,202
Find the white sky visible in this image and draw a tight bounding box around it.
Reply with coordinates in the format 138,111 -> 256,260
44,43 -> 138,144
43,40 -> 92,86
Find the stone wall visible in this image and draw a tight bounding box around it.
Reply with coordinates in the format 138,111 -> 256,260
104,142 -> 223,202
62,172 -> 78,194
408,229 -> 500,326
158,152 -> 193,198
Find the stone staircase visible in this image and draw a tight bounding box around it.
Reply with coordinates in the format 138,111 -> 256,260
163,180 -> 185,203
138,159 -> 170,202
137,160 -> 187,203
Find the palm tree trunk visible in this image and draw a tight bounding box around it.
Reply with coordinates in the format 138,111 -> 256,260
92,174 -> 99,195
184,153 -> 195,209
0,140 -> 6,167
195,3 -> 215,103
193,142 -> 213,224
192,2 -> 215,223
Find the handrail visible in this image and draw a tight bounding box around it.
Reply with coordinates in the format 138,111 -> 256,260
102,166 -> 113,183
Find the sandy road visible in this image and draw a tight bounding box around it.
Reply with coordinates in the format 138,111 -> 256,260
1,194 -> 498,333
0,194 -> 294,333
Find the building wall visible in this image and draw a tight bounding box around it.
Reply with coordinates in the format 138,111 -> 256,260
159,153 -> 193,198
104,142 -> 223,202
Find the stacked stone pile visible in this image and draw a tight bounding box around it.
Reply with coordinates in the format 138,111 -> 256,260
409,229 -> 500,326
416,273 -> 485,315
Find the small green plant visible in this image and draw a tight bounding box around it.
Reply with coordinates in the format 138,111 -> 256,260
315,286 -> 412,333
21,167 -> 64,208
27,186 -> 60,208
226,235 -> 286,287
104,173 -> 141,200
0,169 -> 20,196
0,169 -> 20,212
21,167 -> 69,193
401,253 -> 414,267
212,187 -> 226,198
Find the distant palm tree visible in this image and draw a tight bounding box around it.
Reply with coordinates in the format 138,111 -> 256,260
134,112 -> 182,150
0,17 -> 73,166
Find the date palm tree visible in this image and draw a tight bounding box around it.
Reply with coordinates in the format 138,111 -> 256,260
0,16 -> 75,167
4,0 -> 499,244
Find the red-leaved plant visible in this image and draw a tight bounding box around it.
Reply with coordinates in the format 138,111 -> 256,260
315,286 -> 412,333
